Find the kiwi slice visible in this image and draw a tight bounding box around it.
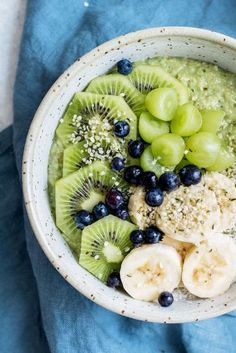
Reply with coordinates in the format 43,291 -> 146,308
62,141 -> 89,177
128,64 -> 189,104
79,215 -> 136,282
55,160 -> 129,253
86,74 -> 145,116
56,92 -> 137,147
62,135 -> 132,177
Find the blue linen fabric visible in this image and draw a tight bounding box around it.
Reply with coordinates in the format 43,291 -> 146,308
1,0 -> 236,352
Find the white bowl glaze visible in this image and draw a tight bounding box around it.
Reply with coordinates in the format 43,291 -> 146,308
23,27 -> 236,323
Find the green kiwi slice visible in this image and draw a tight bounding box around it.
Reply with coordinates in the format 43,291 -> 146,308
62,137 -> 138,177
85,74 -> 145,116
62,141 -> 89,177
128,64 -> 189,104
56,92 -> 137,147
79,215 -> 137,282
55,160 -> 129,254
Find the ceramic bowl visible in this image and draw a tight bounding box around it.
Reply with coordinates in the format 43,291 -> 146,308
23,27 -> 236,323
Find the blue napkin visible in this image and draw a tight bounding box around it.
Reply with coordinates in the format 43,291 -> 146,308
2,0 -> 236,352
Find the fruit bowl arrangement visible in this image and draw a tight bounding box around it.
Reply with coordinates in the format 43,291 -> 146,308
23,27 -> 236,322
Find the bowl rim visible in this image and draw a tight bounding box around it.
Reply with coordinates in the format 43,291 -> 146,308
22,26 -> 236,323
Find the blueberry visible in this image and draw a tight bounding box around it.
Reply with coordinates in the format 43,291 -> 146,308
158,291 -> 174,307
124,165 -> 143,185
93,202 -> 109,220
144,226 -> 163,244
115,207 -> 129,220
145,188 -> 164,207
130,230 -> 145,246
107,272 -> 121,288
105,188 -> 125,210
128,140 -> 145,158
111,157 -> 125,171
113,121 -> 130,138
141,171 -> 158,190
75,210 -> 94,230
159,172 -> 180,192
117,59 -> 133,75
179,165 -> 202,186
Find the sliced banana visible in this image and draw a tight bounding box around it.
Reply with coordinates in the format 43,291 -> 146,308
161,236 -> 193,260
202,172 -> 236,232
128,186 -> 155,229
155,183 -> 221,244
182,234 -> 236,298
129,172 -> 236,243
120,244 -> 182,301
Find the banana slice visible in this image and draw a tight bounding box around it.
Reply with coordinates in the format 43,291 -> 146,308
182,234 -> 236,298
161,236 -> 193,260
155,183 -> 221,244
128,186 -> 155,229
120,244 -> 182,301
202,172 -> 236,232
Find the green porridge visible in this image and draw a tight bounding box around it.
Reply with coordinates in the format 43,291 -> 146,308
47,57 -> 236,304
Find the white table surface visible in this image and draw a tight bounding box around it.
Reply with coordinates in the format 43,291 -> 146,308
0,0 -> 26,132
0,1 -> 93,133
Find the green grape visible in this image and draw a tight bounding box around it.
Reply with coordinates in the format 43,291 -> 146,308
151,133 -> 185,166
171,103 -> 202,136
207,146 -> 235,171
140,146 -> 174,176
186,132 -> 221,168
200,109 -> 225,133
139,111 -> 169,143
145,87 -> 178,121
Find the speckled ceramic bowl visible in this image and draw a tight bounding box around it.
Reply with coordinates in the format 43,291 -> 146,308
23,27 -> 236,323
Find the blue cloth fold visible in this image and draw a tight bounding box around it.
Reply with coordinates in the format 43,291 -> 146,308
1,0 -> 236,352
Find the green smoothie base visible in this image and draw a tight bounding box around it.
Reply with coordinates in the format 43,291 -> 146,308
48,57 -> 236,211
48,138 -> 64,214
